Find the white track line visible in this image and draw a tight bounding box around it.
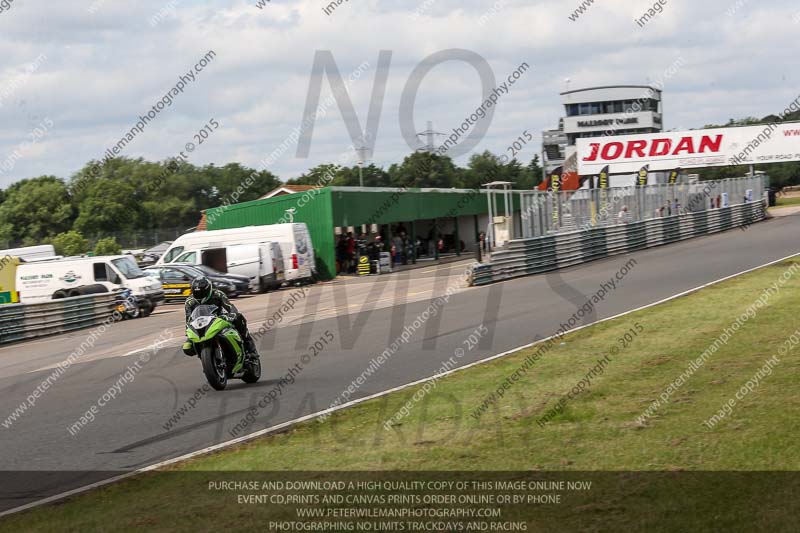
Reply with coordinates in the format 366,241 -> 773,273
26,337 -> 184,374
2,251 -> 799,519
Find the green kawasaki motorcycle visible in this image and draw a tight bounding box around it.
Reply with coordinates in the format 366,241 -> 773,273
186,304 -> 261,390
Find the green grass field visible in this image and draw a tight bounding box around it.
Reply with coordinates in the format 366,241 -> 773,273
4,258 -> 800,532
774,194 -> 800,207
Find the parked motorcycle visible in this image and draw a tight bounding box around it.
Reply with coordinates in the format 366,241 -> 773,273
185,304 -> 260,390
114,289 -> 141,320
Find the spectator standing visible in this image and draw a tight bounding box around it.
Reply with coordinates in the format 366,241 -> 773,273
345,232 -> 355,273
367,235 -> 383,262
336,235 -> 348,273
427,226 -> 436,256
392,234 -> 403,266
400,232 -> 410,264
617,205 -> 629,224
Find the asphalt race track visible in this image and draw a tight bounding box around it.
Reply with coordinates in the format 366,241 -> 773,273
1,213 -> 799,513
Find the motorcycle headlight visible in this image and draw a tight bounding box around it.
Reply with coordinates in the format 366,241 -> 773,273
191,316 -> 214,329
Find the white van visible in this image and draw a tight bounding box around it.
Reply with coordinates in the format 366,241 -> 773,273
0,245 -> 58,262
170,243 -> 285,292
15,256 -> 165,311
158,223 -> 314,283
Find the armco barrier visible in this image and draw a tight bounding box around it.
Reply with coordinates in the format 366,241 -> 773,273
0,293 -> 117,344
472,200 -> 766,286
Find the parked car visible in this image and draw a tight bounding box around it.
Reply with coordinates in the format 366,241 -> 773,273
165,242 -> 284,292
143,264 -> 237,302
170,263 -> 251,295
139,241 -> 174,265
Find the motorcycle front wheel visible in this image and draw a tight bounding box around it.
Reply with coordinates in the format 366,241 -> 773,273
201,343 -> 227,391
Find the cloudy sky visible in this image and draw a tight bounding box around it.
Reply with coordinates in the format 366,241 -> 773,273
0,0 -> 797,188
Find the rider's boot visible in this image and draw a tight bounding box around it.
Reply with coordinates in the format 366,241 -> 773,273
182,339 -> 195,356
244,333 -> 260,363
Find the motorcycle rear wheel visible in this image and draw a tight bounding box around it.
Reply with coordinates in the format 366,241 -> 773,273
201,344 -> 227,391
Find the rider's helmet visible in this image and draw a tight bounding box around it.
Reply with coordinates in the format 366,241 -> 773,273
191,277 -> 213,303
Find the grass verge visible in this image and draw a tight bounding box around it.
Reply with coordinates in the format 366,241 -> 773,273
4,259 -> 800,532
774,195 -> 800,208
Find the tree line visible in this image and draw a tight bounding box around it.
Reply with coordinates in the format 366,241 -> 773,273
0,151 -> 542,253
4,104 -> 800,254
698,109 -> 800,184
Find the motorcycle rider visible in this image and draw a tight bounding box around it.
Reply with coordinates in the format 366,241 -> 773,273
182,277 -> 260,363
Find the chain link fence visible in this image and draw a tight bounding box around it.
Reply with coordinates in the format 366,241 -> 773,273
86,227 -> 190,250
0,227 -> 190,252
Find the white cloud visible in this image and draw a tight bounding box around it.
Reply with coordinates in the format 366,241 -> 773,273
0,0 -> 796,188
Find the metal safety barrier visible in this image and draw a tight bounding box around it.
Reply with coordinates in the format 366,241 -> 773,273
0,293 -> 117,344
517,176 -> 765,239
472,200 -> 766,286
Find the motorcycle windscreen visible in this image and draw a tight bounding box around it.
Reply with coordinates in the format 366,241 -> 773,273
190,305 -> 218,320
189,304 -> 219,331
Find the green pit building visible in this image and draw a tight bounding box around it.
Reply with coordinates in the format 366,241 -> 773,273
205,187 -> 513,280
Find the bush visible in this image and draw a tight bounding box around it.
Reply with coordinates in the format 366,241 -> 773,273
52,231 -> 90,256
94,237 -> 122,256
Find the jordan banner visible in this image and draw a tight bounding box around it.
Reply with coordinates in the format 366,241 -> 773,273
577,121 -> 800,174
